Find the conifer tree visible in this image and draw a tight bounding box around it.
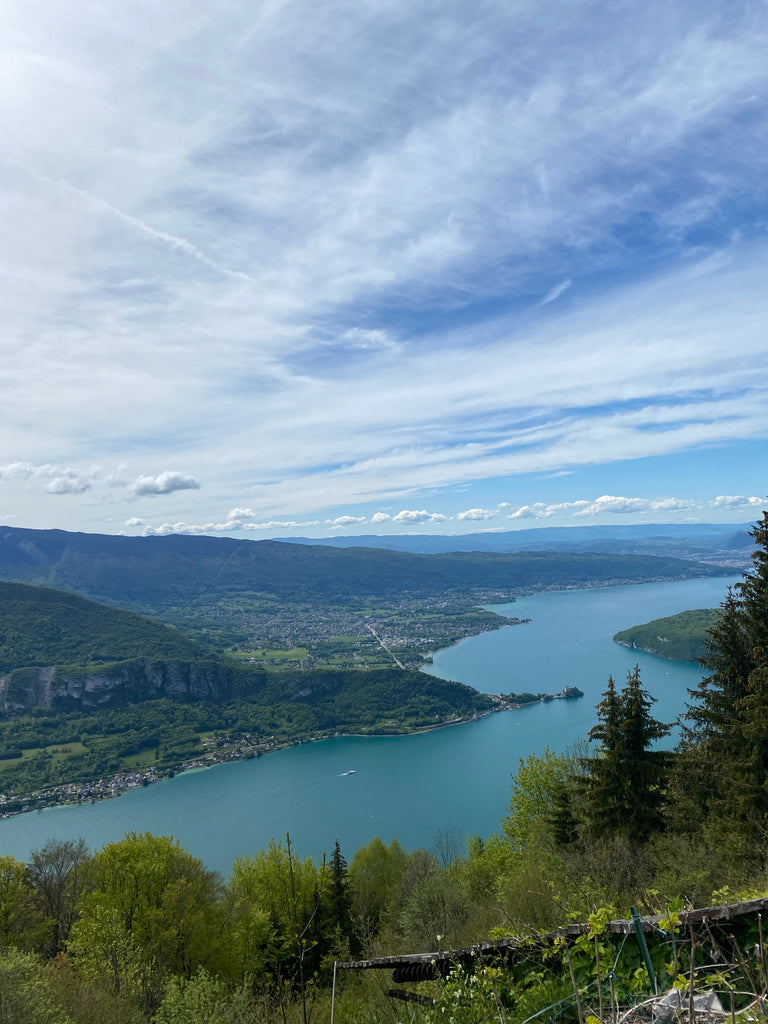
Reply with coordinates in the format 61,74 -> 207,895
685,509 -> 768,827
582,666 -> 670,841
326,840 -> 359,956
581,676 -> 625,832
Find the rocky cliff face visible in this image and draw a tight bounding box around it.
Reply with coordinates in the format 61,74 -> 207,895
0,659 -> 257,713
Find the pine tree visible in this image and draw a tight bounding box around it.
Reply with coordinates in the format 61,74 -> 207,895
684,510 -> 768,828
582,666 -> 670,841
582,676 -> 626,833
326,840 -> 359,956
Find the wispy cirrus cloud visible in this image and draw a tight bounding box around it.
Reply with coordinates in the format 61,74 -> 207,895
540,279 -> 572,306
1,2 -> 767,535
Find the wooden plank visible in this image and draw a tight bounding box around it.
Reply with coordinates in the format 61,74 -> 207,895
337,896 -> 768,972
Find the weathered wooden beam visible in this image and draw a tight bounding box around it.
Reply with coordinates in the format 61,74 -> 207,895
337,935 -> 525,970
336,896 -> 768,972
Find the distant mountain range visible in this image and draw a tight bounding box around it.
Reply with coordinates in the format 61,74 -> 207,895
0,524 -> 731,620
278,522 -> 755,556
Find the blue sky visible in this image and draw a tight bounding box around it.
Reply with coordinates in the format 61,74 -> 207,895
0,0 -> 766,538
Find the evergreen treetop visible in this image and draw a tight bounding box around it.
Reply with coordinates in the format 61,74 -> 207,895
581,665 -> 670,842
685,509 -> 768,827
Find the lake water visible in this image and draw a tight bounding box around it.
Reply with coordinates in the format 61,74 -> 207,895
0,574 -> 739,876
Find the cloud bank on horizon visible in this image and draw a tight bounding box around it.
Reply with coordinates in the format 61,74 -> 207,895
0,1 -> 767,538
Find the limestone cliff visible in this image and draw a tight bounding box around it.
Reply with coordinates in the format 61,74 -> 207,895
0,659 -> 260,714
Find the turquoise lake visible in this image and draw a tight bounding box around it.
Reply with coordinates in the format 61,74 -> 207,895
0,574 -> 739,876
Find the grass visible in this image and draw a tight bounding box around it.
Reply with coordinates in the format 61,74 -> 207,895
120,750 -> 158,769
0,742 -> 90,764
226,646 -> 309,664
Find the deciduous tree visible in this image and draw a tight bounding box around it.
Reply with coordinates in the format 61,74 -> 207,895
67,832 -> 221,1014
28,838 -> 92,956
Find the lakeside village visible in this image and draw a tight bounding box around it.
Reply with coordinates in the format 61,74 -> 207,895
0,732 -> 280,818
0,686 -> 584,818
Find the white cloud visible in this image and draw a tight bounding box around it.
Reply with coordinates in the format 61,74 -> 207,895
506,495 -> 701,520
0,462 -> 99,495
540,279 -> 572,305
326,515 -> 368,528
508,503 -> 561,520
129,472 -> 201,498
45,474 -> 91,495
371,512 -> 391,523
142,519 -> 239,537
125,516 -> 144,526
338,328 -> 399,352
0,462 -> 36,481
392,509 -> 450,525
457,508 -> 496,521
712,495 -> 763,509
573,495 -> 695,517
0,4 -> 767,533
239,520 -> 320,531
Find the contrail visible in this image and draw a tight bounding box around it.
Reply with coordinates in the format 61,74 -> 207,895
11,161 -> 258,284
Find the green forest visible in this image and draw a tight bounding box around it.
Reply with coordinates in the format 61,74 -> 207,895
0,515 -> 767,1022
613,607 -> 720,662
0,581 -> 213,673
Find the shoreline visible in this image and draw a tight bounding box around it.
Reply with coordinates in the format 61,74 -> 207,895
0,570 -> 721,822
1,702 -> 497,817
0,688 -> 588,820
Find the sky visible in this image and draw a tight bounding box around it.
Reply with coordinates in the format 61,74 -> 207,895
1,0 -> 767,540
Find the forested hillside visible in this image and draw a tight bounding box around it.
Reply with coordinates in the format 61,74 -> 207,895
613,607 -> 719,661
0,580 -> 213,672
